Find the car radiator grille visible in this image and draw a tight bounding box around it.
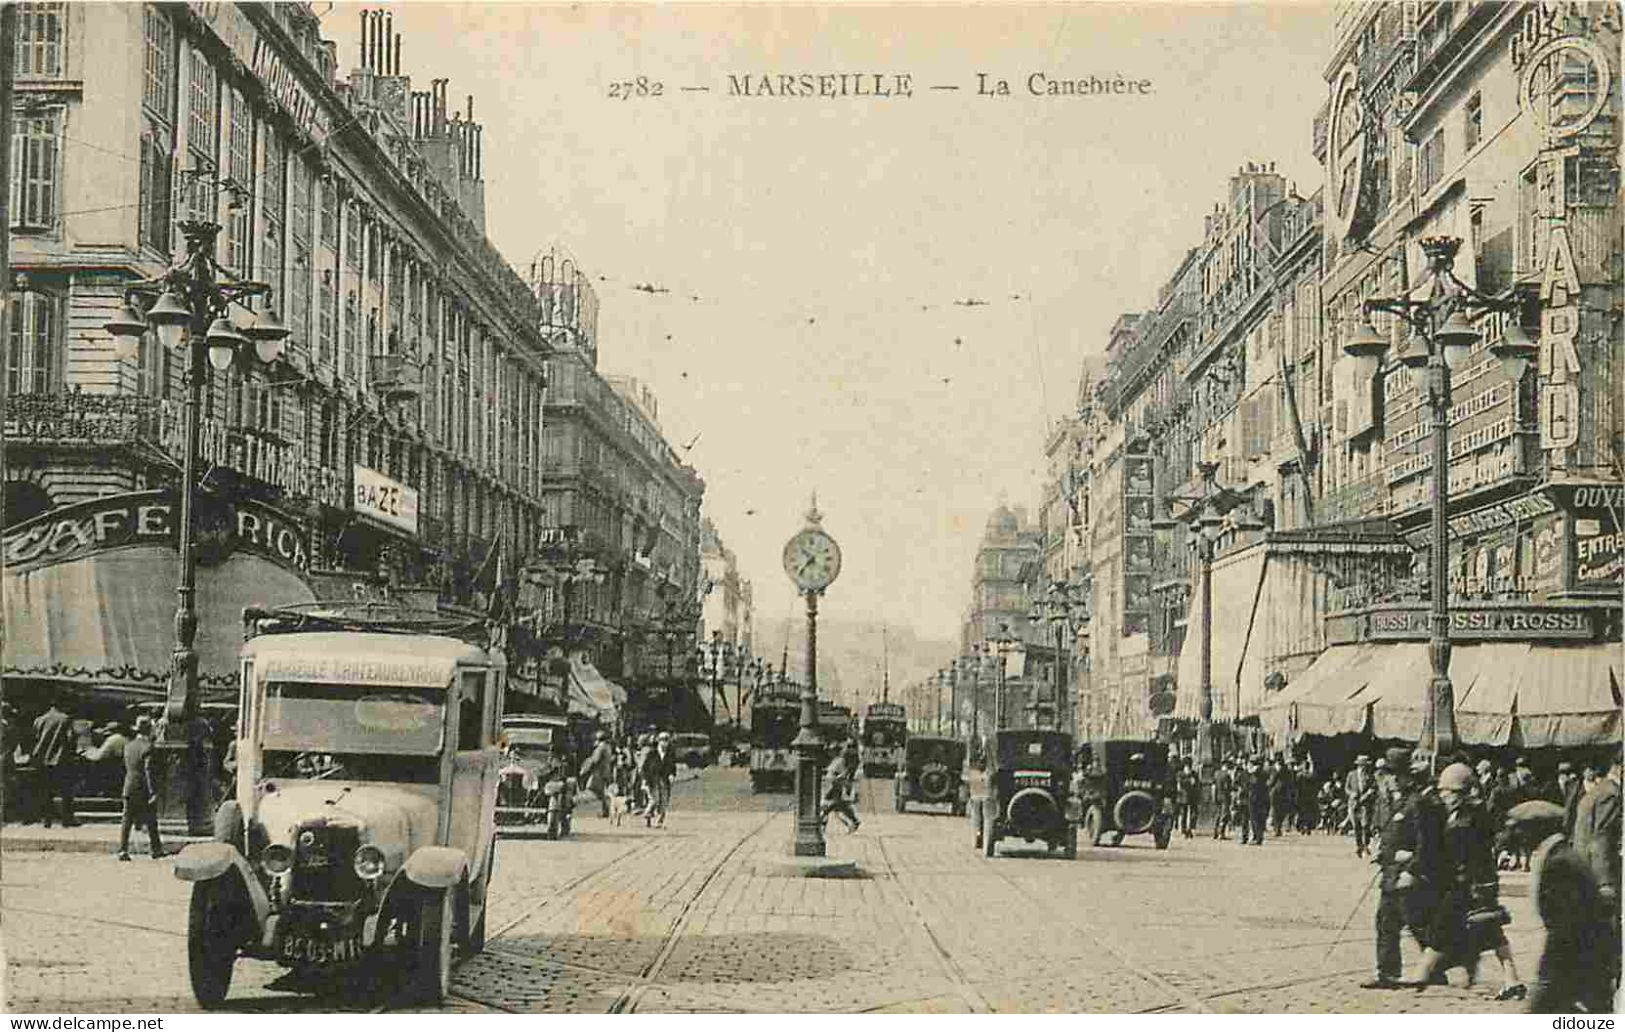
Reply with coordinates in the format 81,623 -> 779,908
290,820 -> 363,902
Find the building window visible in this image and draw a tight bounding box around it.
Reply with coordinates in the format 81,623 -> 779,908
138,121 -> 172,253
1464,92 -> 1482,152
221,89 -> 252,274
16,3 -> 66,78
343,289 -> 359,378
7,289 -> 59,395
11,111 -> 59,230
317,267 -> 335,368
344,205 -> 362,268
320,177 -> 337,248
261,131 -> 285,297
1418,128 -> 1445,195
183,48 -> 218,222
143,5 -> 174,118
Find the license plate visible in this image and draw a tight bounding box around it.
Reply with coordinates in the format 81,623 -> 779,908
280,933 -> 363,965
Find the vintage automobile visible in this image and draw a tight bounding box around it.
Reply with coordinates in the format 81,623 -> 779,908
1074,739 -> 1176,849
497,713 -> 574,838
672,732 -> 713,769
894,735 -> 967,815
172,603 -> 505,1008
972,729 -> 1077,858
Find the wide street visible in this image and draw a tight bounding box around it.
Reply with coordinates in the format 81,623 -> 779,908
3,767 -> 1543,1015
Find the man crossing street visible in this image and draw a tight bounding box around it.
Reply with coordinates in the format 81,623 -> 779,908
1346,755 -> 1378,858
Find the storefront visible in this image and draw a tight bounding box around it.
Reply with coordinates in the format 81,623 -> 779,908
1261,600 -> 1621,749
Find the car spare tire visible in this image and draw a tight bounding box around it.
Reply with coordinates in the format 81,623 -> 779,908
918,763 -> 952,801
1114,790 -> 1159,836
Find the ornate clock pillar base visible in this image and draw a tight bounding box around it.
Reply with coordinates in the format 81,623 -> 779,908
791,725 -> 826,857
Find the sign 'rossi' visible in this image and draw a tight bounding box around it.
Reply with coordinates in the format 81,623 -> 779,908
1,490 -> 310,574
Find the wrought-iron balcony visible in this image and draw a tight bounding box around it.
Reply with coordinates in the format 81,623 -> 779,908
4,391 -> 161,448
368,353 -> 423,402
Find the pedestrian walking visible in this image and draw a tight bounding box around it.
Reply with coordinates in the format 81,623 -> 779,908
580,729 -> 614,818
1318,773 -> 1342,835
31,702 -> 80,828
1211,761 -> 1234,840
1346,755 -> 1377,857
1268,755 -> 1295,837
1412,762 -> 1524,996
117,716 -> 163,861
1570,749 -> 1621,1000
820,744 -> 861,833
1514,801 -> 1616,1013
1176,757 -> 1201,838
1556,761 -> 1582,838
1362,748 -> 1424,989
1245,757 -> 1269,845
641,731 -> 676,827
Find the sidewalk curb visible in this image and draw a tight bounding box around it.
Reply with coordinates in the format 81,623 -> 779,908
2,833 -> 210,855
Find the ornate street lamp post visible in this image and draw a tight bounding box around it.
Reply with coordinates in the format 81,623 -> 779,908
104,220 -> 289,834
1343,236 -> 1534,771
1029,580 -> 1091,734
989,622 -> 1017,731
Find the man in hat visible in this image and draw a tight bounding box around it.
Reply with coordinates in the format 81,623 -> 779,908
640,731 -> 677,827
1555,761 -> 1582,838
1176,756 -> 1201,839
117,716 -> 162,860
1244,757 -> 1270,846
1211,759 -> 1234,840
1364,747 -> 1424,989
580,729 -> 614,818
1346,755 -> 1378,857
1571,748 -> 1621,997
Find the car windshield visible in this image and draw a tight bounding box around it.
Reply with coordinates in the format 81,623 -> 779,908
263,681 -> 445,756
504,727 -> 556,748
261,750 -> 440,783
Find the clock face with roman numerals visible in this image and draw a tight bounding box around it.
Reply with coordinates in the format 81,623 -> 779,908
783,528 -> 842,592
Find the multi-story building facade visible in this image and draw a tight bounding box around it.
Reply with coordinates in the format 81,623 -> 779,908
3,5 -> 562,714
528,317 -> 707,722
959,502 -> 1042,735
1021,1 -> 1621,761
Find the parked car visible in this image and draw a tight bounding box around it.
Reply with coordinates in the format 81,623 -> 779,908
1074,739 -> 1176,849
894,735 -> 967,815
971,729 -> 1077,858
672,732 -> 713,768
497,713 -> 574,838
172,604 -> 505,1008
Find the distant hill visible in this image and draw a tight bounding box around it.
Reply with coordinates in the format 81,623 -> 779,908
770,617 -> 956,713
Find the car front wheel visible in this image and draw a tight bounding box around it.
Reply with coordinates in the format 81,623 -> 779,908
413,888 -> 454,1003
1083,806 -> 1104,848
187,879 -> 243,1009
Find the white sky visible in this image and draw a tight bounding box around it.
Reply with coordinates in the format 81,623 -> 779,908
324,1 -> 1333,644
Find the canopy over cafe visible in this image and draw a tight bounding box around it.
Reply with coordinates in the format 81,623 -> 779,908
1259,480 -> 1623,755
2,490 -> 316,718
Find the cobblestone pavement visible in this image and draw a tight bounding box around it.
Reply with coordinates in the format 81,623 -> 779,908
1,768 -> 1546,1014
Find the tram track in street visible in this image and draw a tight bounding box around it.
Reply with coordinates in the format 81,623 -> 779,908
604,805 -> 784,1013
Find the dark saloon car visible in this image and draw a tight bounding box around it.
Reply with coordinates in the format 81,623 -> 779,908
972,729 -> 1076,858
894,736 -> 967,814
1074,739 -> 1175,849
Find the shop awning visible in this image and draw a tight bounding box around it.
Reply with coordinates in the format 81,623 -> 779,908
1175,548 -> 1267,722
1260,641 -> 1622,747
568,656 -> 620,720
3,545 -> 314,704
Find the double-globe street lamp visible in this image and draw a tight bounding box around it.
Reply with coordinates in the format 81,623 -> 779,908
104,220 -> 291,833
1028,580 -> 1091,734
1342,235 -> 1534,770
697,630 -> 737,734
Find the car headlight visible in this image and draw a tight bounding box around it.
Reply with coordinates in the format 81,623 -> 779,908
261,844 -> 294,875
353,845 -> 386,881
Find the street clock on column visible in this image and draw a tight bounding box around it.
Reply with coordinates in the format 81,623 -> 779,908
783,502 -> 841,593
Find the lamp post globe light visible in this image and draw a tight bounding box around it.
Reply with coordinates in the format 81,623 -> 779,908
1028,580 -> 1091,734
1343,235 -> 1534,771
103,220 -> 290,835
988,622 -> 1018,732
